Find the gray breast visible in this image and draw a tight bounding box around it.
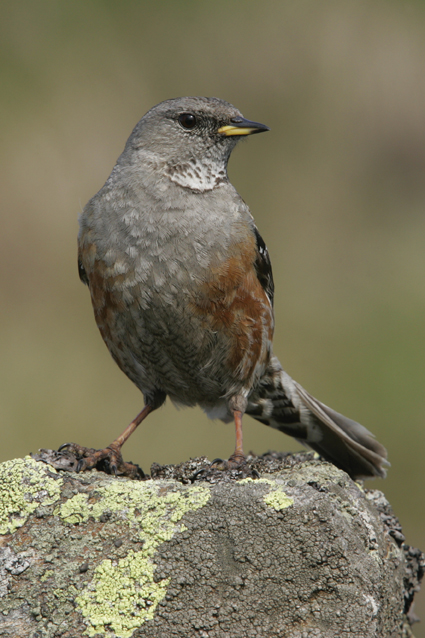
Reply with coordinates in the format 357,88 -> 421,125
82,181 -> 253,407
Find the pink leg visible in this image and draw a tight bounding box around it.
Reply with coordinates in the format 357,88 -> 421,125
58,404 -> 154,479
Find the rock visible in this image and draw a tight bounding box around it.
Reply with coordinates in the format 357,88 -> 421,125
0,453 -> 422,638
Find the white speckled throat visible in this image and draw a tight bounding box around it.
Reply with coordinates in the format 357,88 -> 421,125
167,157 -> 228,192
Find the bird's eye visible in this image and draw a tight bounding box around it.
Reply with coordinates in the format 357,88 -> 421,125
178,113 -> 197,130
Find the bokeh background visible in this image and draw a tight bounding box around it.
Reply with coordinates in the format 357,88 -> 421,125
1,0 -> 425,631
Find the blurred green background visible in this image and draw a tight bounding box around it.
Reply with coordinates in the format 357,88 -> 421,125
1,0 -> 425,631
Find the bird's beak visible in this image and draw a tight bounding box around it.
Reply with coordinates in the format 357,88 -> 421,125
218,118 -> 270,137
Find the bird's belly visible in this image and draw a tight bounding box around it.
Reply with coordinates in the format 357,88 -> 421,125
84,221 -> 273,409
93,271 -> 234,407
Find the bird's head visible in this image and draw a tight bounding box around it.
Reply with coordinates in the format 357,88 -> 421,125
124,96 -> 269,192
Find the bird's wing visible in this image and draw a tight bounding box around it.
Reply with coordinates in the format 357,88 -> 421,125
252,224 -> 274,308
78,257 -> 89,286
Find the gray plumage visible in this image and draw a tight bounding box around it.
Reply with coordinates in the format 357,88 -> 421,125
78,97 -> 388,479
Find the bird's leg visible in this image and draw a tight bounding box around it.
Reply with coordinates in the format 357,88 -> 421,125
227,409 -> 246,466
58,404 -> 154,479
211,396 -> 249,469
108,404 -> 153,452
192,401 -> 259,481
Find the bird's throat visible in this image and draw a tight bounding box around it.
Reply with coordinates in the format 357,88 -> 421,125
167,157 -> 228,192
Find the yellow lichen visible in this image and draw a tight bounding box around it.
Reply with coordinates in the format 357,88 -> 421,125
0,457 -> 62,535
263,489 -> 294,510
59,492 -> 90,524
77,550 -> 169,637
238,477 -> 294,511
40,569 -> 54,582
63,481 -> 211,638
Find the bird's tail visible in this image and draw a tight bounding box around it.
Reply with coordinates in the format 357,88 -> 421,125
247,356 -> 388,479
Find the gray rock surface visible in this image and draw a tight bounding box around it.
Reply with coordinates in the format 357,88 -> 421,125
0,452 -> 422,638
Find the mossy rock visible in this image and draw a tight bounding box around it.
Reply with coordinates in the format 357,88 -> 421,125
0,454 -> 423,638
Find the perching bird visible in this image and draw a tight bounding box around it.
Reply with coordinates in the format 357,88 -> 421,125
68,96 -> 388,480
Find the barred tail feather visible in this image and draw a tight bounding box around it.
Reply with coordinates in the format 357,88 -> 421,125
247,356 -> 389,479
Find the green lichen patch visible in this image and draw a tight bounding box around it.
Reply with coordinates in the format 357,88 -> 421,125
40,569 -> 54,582
0,456 -> 62,535
77,550 -> 169,638
238,477 -> 294,511
67,481 -> 210,638
264,489 -> 294,510
59,492 -> 90,524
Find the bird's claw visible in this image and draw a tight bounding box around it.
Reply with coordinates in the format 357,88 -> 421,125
58,442 -> 75,453
76,459 -> 85,473
211,453 -> 246,471
56,442 -> 146,480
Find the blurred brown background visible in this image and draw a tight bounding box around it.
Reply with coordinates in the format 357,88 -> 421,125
1,0 -> 425,631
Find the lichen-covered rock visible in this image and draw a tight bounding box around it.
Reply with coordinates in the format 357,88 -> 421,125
0,454 -> 422,638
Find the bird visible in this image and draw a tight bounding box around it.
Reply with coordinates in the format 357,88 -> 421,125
65,96 -> 388,480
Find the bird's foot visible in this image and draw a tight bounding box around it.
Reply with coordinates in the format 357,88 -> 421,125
191,454 -> 259,482
57,442 -> 145,480
211,452 -> 247,470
